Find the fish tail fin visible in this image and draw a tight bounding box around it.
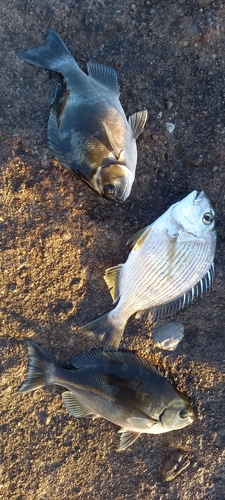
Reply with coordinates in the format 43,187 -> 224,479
16,29 -> 74,72
82,313 -> 125,351
18,340 -> 55,393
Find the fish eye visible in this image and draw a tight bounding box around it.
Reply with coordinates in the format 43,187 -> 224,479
103,184 -> 116,197
179,408 -> 188,419
202,211 -> 214,225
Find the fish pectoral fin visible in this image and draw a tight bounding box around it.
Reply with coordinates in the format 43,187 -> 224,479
62,392 -> 93,418
102,121 -> 123,160
126,226 -> 151,250
104,264 -> 123,303
128,109 -> 148,139
87,61 -> 120,95
127,417 -> 157,429
118,429 -> 141,450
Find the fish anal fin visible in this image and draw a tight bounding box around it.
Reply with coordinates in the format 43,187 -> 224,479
87,61 -> 120,95
129,110 -> 148,140
126,226 -> 151,251
51,81 -> 70,129
47,113 -> 70,169
104,264 -> 123,303
118,429 -> 140,450
62,392 -> 93,418
102,121 -> 123,160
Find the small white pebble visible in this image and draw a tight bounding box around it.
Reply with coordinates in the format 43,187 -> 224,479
166,122 -> 175,133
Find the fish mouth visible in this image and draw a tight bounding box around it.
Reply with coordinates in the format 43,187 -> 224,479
193,190 -> 205,204
77,171 -> 123,202
184,412 -> 195,426
103,170 -> 133,202
103,191 -> 123,202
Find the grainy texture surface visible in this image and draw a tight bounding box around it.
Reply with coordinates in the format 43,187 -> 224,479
1,1 -> 225,499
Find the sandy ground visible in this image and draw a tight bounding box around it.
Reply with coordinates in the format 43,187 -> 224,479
1,0 -> 225,498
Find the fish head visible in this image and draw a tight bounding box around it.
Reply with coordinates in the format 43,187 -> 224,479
98,161 -> 134,202
172,190 -> 215,237
160,397 -> 194,431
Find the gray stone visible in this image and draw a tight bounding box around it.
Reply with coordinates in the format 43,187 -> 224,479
152,321 -> 184,351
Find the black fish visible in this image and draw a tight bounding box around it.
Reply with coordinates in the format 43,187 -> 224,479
19,341 -> 194,450
17,29 -> 147,201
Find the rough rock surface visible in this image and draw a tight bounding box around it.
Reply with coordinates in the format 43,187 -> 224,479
1,1 -> 225,498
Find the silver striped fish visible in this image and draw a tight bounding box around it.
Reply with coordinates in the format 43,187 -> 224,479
83,191 -> 216,349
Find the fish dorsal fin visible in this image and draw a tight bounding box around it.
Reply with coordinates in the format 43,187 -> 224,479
151,263 -> 215,321
102,351 -> 160,374
71,348 -> 108,368
118,429 -> 140,450
72,348 -> 160,374
87,61 -> 120,95
126,226 -> 151,251
104,264 -> 123,303
62,392 -> 94,418
102,121 -> 123,159
128,110 -> 148,139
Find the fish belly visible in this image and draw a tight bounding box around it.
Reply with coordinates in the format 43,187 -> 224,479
118,234 -> 215,316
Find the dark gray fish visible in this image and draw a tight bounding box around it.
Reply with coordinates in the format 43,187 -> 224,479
16,29 -> 147,201
19,341 -> 194,450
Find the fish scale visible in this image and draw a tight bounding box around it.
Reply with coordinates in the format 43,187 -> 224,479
83,191 -> 216,350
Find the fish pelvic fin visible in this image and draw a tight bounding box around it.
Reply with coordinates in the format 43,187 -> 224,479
104,264 -> 123,303
16,29 -> 74,72
18,340 -> 55,393
82,313 -> 125,351
118,429 -> 140,450
129,109 -> 148,140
